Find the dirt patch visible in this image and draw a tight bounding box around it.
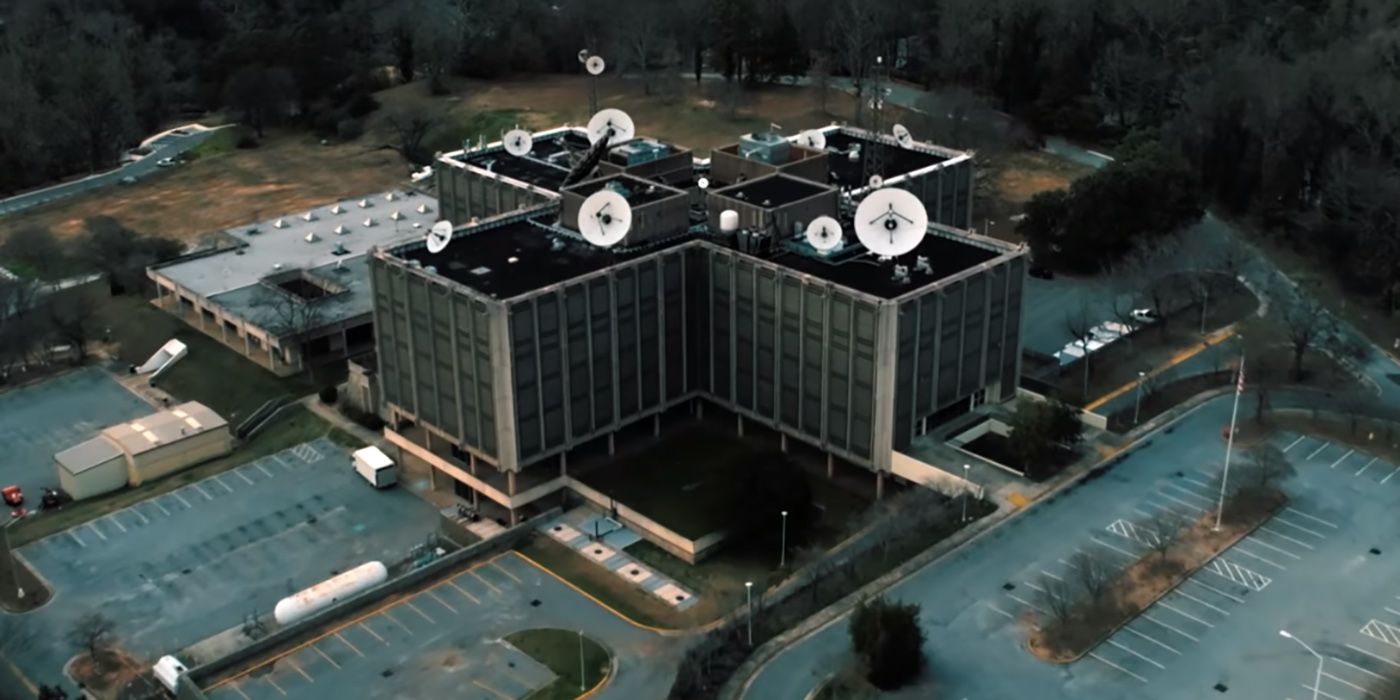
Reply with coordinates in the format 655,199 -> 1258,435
977,149 -> 1096,241
70,647 -> 146,699
1028,492 -> 1284,662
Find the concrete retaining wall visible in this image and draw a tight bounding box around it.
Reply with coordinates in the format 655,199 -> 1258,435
890,450 -> 986,499
1017,386 -> 1110,430
567,477 -> 727,564
184,508 -> 558,691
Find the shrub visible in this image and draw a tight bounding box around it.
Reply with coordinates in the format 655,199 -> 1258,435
345,91 -> 380,118
318,385 -> 338,405
849,597 -> 926,690
343,405 -> 386,432
336,117 -> 365,141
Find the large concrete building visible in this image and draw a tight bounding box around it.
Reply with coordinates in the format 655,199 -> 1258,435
55,401 -> 231,500
374,125 -> 1022,523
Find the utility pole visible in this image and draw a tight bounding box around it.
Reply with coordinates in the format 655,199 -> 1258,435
861,55 -> 887,189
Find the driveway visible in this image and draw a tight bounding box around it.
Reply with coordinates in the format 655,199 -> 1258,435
0,126 -> 223,218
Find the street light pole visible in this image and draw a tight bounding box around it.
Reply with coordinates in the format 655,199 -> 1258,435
1279,630 -> 1322,700
578,630 -> 586,692
1134,370 -> 1146,425
779,510 -> 788,568
745,581 -> 754,646
0,514 -> 28,602
961,464 -> 971,523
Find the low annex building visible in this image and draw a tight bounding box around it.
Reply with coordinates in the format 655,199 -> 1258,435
55,401 -> 231,500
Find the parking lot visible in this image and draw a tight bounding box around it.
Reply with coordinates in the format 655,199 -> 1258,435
0,367 -> 151,505
7,437 -> 441,690
203,550 -> 683,700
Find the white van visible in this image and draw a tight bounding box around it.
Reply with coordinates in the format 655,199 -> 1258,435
353,446 -> 398,488
153,655 -> 188,694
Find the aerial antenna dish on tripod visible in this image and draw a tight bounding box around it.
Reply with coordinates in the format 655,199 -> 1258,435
425,220 -> 454,254
697,177 -> 710,190
892,123 -> 913,148
585,55 -> 606,76
577,190 -> 632,248
797,130 -> 827,150
805,216 -> 843,253
867,175 -> 884,189
587,108 -> 635,145
855,188 -> 928,257
503,129 -> 533,157
577,49 -> 591,64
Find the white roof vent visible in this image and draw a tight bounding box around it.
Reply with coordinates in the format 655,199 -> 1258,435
304,232 -> 319,243
385,192 -> 397,202
470,266 -> 491,276
333,224 -> 347,235
303,211 -> 316,222
330,204 -> 343,215
507,256 -> 520,263
417,203 -> 432,214
358,199 -> 371,208
363,218 -> 375,228
273,219 -> 286,229
390,210 -> 403,221
332,242 -> 348,255
915,256 -> 932,274
273,263 -> 284,270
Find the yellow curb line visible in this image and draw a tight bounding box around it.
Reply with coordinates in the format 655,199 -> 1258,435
1085,328 -> 1237,413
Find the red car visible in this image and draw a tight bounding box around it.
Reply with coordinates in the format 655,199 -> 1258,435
2,485 -> 22,507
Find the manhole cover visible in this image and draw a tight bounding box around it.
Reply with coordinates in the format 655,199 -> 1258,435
1214,683 -> 1228,692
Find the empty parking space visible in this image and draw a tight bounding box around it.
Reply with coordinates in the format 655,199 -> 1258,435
9,438 -> 441,680
1279,432 -> 1400,486
205,553 -> 602,700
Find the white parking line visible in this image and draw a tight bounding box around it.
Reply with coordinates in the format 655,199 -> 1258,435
1106,638 -> 1166,669
1156,600 -> 1215,627
1385,466 -> 1400,485
172,492 -> 193,509
1185,578 -> 1245,604
1361,619 -> 1400,648
234,469 -> 255,485
257,463 -> 274,478
1386,606 -> 1400,618
1039,569 -> 1064,581
1307,441 -> 1332,459
67,531 -> 85,548
1089,652 -> 1149,683
86,522 -> 107,541
1321,670 -> 1370,693
1285,507 -> 1339,529
1229,543 -> 1288,570
1006,593 -> 1048,615
213,475 -> 234,494
1155,490 -> 1207,512
1330,656 -> 1387,681
1257,525 -> 1316,549
1356,457 -> 1379,476
1181,476 -> 1216,491
1242,535 -> 1303,559
1022,580 -> 1048,594
1283,435 -> 1307,452
193,483 -> 214,501
1141,612 -> 1201,641
985,603 -> 1015,619
1329,449 -> 1355,468
1121,626 -> 1181,655
106,515 -> 128,533
1172,589 -> 1231,615
151,498 -> 171,516
1090,536 -> 1140,559
1301,682 -> 1350,700
1268,515 -> 1327,540
130,506 -> 150,525
1163,482 -> 1215,505
1347,643 -> 1400,669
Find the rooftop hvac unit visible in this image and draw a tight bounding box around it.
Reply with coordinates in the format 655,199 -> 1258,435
915,256 -> 932,274
246,226 -> 260,236
550,238 -> 566,252
303,211 -> 316,222
424,265 -> 437,274
385,192 -> 397,202
332,242 -> 348,255
611,138 -> 671,166
273,263 -> 284,270
333,224 -> 347,235
273,219 -> 286,229
330,204 -> 343,215
892,264 -> 911,282
719,210 -> 739,233
363,218 -> 375,228
416,203 -> 431,214
304,232 -> 319,243
738,132 -> 790,164
390,211 -> 403,221
358,199 -> 370,208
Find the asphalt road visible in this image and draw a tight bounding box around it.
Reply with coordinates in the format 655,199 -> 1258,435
0,127 -> 221,218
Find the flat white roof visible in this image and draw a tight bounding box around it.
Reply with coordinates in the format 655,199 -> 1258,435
353,446 -> 394,470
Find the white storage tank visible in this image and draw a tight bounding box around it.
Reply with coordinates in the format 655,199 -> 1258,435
719,210 -> 739,233
274,561 -> 388,625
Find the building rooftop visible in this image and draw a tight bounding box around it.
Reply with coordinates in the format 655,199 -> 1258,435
102,401 -> 227,457
447,129 -> 592,194
564,175 -> 686,207
771,225 -> 1003,299
711,174 -> 830,207
210,256 -> 375,336
823,130 -> 952,189
54,436 -> 123,476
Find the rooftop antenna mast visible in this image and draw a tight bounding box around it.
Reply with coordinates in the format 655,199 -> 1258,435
862,55 -> 887,190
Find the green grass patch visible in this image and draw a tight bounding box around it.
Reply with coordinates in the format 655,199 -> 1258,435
456,109 -> 526,147
10,404 -> 332,546
504,629 -> 611,700
185,126 -> 249,160
326,426 -> 366,450
517,535 -> 687,629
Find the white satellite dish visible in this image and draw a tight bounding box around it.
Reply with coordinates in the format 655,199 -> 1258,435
892,123 -> 913,147
798,130 -> 827,150
577,49 -> 590,64
426,220 -> 454,254
585,55 -> 606,76
587,108 -> 635,145
503,129 -> 533,157
855,188 -> 928,257
868,175 -> 884,189
805,216 -> 843,253
697,177 -> 710,190
577,190 -> 632,248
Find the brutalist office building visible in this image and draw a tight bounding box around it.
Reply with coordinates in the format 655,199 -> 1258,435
373,127 -> 1022,523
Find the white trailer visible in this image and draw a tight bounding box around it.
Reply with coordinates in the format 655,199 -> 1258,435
152,655 -> 189,694
352,446 -> 397,488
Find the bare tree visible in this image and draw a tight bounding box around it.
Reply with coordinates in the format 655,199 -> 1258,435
251,279 -> 329,381
1237,444 -> 1295,491
1035,573 -> 1076,626
45,288 -> 99,364
620,0 -> 665,94
384,108 -> 442,167
1145,510 -> 1185,561
1068,549 -> 1116,603
68,612 -> 115,669
1064,299 -> 1097,399
414,0 -> 465,95
1273,283 -> 1334,381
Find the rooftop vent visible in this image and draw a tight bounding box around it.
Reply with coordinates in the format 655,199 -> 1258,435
424,265 -> 437,274
390,211 -> 403,221
333,224 -> 347,235
385,192 -> 397,202
507,256 -> 519,264
273,263 -> 284,271
332,242 -> 348,255
468,217 -> 480,226
762,199 -> 772,207
363,218 -> 375,228
892,264 -> 911,283
915,256 -> 932,274
273,219 -> 286,229
358,199 -> 370,208
412,222 -> 422,228
407,260 -> 422,269
550,238 -> 566,252
417,203 -> 431,214
304,232 -> 319,243
335,259 -> 346,272
330,204 -> 343,215
246,226 -> 260,236
470,266 -> 491,276
303,211 -> 316,222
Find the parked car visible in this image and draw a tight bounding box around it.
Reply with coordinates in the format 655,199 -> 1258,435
156,157 -> 178,168
1131,308 -> 1160,323
1,485 -> 21,507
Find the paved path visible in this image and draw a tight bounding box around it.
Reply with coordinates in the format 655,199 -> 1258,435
0,125 -> 224,218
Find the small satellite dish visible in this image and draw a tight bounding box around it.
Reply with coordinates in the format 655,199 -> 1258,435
892,123 -> 913,147
805,216 -> 843,252
697,177 -> 710,190
577,49 -> 590,64
426,220 -> 453,254
855,188 -> 929,257
587,108 -> 635,145
868,175 -> 884,189
585,55 -> 606,76
798,130 -> 827,150
577,190 -> 632,248
503,129 -> 533,157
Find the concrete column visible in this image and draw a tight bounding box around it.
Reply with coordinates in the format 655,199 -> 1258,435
608,433 -> 615,455
469,453 -> 477,475
424,430 -> 433,452
560,452 -> 568,477
826,453 -> 834,478
220,317 -> 228,343
429,465 -> 438,490
697,401 -> 704,420
243,333 -> 251,356
653,414 -> 660,437
509,508 -> 519,526
780,433 -> 787,453
875,471 -> 885,500
737,415 -> 744,437
507,471 -> 517,496
471,488 -> 479,507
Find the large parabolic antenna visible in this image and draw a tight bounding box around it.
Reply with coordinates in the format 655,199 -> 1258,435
578,190 -> 632,248
797,130 -> 827,150
892,123 -> 913,148
503,129 -> 533,156
585,55 -> 606,76
854,188 -> 928,257
587,108 -> 635,145
805,216 -> 843,253
426,220 -> 454,254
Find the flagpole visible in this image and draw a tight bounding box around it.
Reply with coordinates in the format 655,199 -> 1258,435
1215,352 -> 1245,531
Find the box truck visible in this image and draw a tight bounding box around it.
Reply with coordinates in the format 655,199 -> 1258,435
352,446 -> 398,488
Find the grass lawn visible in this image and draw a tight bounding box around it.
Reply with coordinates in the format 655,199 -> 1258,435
185,126 -> 248,160
326,426 -> 366,450
92,292 -> 317,422
504,629 -> 611,700
9,404 -> 332,546
977,148 -> 1096,242
517,535 -> 690,629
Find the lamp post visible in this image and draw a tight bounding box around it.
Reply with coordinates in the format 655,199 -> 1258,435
961,464 -> 971,522
779,510 -> 789,568
0,512 -> 29,602
1279,629 -> 1322,700
745,581 -> 754,646
578,630 -> 586,692
1134,370 -> 1146,425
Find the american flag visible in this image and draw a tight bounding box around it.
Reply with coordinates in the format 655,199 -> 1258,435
1236,359 -> 1246,395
